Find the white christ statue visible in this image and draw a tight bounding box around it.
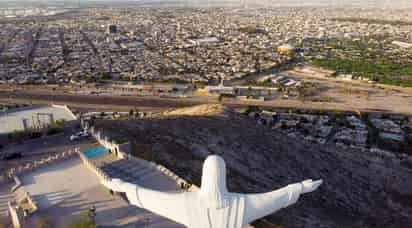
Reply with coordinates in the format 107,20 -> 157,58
102,155 -> 322,228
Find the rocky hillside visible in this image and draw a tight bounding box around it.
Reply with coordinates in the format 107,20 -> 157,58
162,104 -> 236,117
95,104 -> 412,228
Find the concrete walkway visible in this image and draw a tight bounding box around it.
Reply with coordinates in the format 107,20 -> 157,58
21,158 -> 101,209
20,155 -> 184,227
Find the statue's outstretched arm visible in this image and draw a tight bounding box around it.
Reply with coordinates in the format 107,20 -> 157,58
242,179 -> 322,225
102,178 -> 190,226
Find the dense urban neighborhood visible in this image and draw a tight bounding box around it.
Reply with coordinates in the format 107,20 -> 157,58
1,7 -> 412,86
1,2 -> 412,228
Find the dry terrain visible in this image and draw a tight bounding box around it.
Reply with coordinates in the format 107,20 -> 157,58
93,104 -> 412,228
2,82 -> 412,115
286,69 -> 412,114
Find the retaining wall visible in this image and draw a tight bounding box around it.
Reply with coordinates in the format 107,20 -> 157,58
88,126 -> 131,158
85,122 -> 196,191
8,149 -> 78,178
78,151 -> 110,182
122,153 -> 198,191
6,149 -> 79,228
83,122 -> 255,227
51,104 -> 78,120
8,190 -> 38,228
8,201 -> 22,228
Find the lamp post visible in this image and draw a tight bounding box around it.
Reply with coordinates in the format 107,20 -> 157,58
144,218 -> 150,228
88,205 -> 96,225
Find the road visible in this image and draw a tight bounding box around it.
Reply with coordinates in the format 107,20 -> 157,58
0,30 -> 17,55
2,132 -> 93,156
0,132 -> 97,177
58,28 -> 69,63
1,86 -> 412,115
25,27 -> 42,65
80,30 -> 104,70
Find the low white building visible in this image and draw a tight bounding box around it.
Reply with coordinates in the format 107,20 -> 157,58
392,41 -> 412,49
0,105 -> 77,134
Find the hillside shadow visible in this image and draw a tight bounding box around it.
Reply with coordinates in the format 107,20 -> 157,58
94,113 -> 412,227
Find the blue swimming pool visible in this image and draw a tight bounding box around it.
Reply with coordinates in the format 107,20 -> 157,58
83,146 -> 108,159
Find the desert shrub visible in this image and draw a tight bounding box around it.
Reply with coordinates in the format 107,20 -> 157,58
70,211 -> 96,228
244,105 -> 260,115
46,120 -> 65,135
36,217 -> 52,228
47,127 -> 63,136
53,119 -> 65,128
29,131 -> 42,139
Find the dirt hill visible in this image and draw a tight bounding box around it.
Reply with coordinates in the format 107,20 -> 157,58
95,104 -> 412,228
162,104 -> 236,117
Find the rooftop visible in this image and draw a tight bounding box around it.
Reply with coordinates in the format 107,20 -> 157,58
0,105 -> 76,134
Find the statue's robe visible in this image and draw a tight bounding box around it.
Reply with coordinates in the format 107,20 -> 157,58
184,192 -> 245,228
106,155 -> 308,228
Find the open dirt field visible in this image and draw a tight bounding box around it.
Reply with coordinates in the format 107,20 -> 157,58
1,83 -> 412,115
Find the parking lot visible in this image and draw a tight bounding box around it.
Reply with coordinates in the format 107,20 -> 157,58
0,132 -> 97,177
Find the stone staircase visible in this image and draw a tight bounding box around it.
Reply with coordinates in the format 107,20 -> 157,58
0,194 -> 10,216
0,183 -> 13,216
90,153 -> 158,184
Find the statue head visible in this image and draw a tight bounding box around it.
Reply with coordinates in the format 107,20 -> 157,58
199,155 -> 229,209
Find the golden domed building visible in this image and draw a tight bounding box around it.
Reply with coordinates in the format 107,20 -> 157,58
277,44 -> 295,55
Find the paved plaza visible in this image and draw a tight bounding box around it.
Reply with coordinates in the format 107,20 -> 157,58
20,156 -> 184,227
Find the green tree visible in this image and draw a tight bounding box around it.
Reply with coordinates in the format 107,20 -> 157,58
244,105 -> 259,115
36,217 -> 52,228
247,86 -> 253,97
71,211 -> 96,228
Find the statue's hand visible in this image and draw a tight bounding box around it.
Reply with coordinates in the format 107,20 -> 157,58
301,179 -> 322,194
101,178 -> 125,192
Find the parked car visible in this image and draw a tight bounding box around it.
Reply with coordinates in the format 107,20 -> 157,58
70,131 -> 90,141
70,135 -> 80,141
